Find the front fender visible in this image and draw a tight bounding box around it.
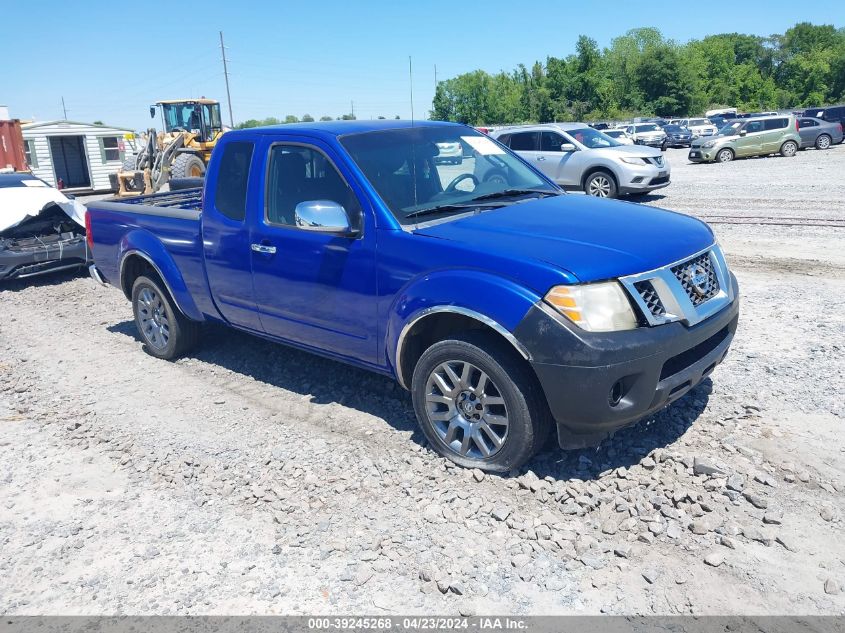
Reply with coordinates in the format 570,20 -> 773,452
118,229 -> 204,321
385,269 -> 541,385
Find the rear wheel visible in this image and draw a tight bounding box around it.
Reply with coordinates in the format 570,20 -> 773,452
815,134 -> 832,150
170,153 -> 206,180
780,140 -> 798,157
716,148 -> 734,163
411,332 -> 550,472
131,275 -> 200,360
584,170 -> 617,198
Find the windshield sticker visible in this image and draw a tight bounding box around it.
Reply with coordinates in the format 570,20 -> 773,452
461,136 -> 505,155
22,180 -> 48,187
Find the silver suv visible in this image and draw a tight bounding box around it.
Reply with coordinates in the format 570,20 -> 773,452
490,123 -> 671,198
624,122 -> 667,148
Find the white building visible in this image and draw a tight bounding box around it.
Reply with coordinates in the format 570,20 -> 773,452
21,120 -> 137,192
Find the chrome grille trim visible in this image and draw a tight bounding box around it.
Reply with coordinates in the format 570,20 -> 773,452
619,244 -> 733,327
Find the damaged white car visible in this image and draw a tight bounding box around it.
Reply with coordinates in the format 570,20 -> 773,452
0,173 -> 90,281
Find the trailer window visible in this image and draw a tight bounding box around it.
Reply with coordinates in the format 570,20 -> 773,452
101,137 -> 121,162
24,140 -> 38,168
214,141 -> 254,221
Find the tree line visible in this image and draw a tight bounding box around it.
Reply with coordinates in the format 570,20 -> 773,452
431,22 -> 845,125
235,114 -> 401,129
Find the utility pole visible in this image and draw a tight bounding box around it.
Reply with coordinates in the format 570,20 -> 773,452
61,96 -> 67,120
434,64 -> 437,92
351,100 -> 354,119
219,31 -> 234,128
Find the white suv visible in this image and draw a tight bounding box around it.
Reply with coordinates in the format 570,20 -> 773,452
489,123 -> 671,198
680,118 -> 718,138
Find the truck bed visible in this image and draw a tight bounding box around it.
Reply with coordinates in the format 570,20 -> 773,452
98,187 -> 203,214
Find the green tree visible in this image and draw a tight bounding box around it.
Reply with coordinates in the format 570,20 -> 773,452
301,114 -> 314,122
319,115 -> 333,121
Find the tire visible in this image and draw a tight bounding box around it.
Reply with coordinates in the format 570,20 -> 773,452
815,134 -> 832,150
716,148 -> 734,163
170,153 -> 206,179
169,177 -> 205,191
584,170 -> 617,198
411,332 -> 551,472
131,275 -> 200,360
661,140 -> 668,152
780,140 -> 798,157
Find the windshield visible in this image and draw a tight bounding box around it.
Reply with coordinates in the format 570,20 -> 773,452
689,119 -> 710,127
717,122 -> 742,135
605,130 -> 624,137
340,126 -> 558,225
635,124 -> 661,133
566,127 -> 621,148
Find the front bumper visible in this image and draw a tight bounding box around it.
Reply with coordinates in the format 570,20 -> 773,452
635,138 -> 666,147
0,236 -> 89,281
514,274 -> 739,447
688,147 -> 716,162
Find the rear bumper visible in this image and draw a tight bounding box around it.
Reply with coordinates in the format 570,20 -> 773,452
514,274 -> 739,447
0,237 -> 89,281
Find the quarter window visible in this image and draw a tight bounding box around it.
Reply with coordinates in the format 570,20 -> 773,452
214,141 -> 254,221
265,144 -> 361,230
763,118 -> 788,131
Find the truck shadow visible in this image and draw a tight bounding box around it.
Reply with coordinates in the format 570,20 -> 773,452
108,319 -> 711,483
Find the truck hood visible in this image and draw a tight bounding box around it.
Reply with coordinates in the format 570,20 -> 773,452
413,195 -> 714,283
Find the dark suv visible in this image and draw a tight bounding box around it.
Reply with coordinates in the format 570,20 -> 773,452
803,106 -> 845,143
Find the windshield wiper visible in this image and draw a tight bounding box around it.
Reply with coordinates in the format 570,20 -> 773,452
404,200 -> 510,220
470,188 -> 560,202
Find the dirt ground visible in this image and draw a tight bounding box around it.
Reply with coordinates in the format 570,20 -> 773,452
1,144 -> 843,615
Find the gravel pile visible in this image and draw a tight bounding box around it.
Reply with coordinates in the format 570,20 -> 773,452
1,148 -> 843,615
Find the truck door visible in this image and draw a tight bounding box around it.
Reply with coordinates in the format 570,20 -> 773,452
249,138 -> 378,364
201,139 -> 263,331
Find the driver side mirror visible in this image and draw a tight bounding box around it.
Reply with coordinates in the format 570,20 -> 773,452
560,143 -> 577,152
739,130 -> 747,136
294,200 -> 354,235
150,106 -> 156,118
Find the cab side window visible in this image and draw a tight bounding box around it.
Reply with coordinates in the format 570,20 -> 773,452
214,141 -> 254,221
798,118 -> 817,128
763,118 -> 788,131
266,144 -> 362,230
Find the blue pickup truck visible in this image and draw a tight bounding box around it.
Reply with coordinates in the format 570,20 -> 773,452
86,120 -> 739,472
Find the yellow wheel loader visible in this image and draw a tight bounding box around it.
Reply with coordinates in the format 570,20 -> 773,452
116,99 -> 225,196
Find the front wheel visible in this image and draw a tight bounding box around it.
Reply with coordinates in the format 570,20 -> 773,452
780,140 -> 798,157
411,332 -> 550,472
584,171 -> 618,198
716,148 -> 734,163
132,275 -> 200,360
170,153 -> 206,179
815,134 -> 832,150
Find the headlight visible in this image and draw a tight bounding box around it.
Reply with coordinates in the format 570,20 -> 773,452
620,157 -> 645,165
701,140 -> 717,148
544,282 -> 638,332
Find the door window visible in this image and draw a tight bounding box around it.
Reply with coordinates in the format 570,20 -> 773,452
214,141 -> 254,221
508,132 -> 539,151
540,131 -> 565,152
266,144 -> 361,229
744,121 -> 764,134
797,119 -> 817,128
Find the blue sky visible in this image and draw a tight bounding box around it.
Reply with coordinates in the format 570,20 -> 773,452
1,0 -> 841,130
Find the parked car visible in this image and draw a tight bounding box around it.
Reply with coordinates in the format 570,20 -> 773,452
680,118 -> 718,138
435,141 -> 463,165
796,117 -> 844,150
491,123 -> 670,198
661,125 -> 693,149
86,120 -> 737,472
688,115 -> 801,163
623,123 -> 668,148
589,122 -> 610,130
0,173 -> 89,281
603,129 -> 634,145
802,106 -> 845,142
708,115 -> 735,131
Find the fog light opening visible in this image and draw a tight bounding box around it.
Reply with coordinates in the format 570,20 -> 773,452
609,380 -> 624,407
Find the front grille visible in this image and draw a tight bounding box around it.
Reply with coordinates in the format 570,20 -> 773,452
671,252 -> 720,306
634,280 -> 666,317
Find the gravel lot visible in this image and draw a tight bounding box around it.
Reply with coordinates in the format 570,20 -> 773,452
1,144 -> 844,615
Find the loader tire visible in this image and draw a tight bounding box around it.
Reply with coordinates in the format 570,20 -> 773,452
170,153 -> 206,179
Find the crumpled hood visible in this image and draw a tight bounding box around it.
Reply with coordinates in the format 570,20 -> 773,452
0,182 -> 86,233
413,195 -> 714,283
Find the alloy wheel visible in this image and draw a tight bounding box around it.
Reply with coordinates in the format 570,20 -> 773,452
137,287 -> 170,350
424,360 -> 509,459
587,175 -> 611,197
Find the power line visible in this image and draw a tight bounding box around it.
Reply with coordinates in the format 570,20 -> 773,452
220,31 -> 234,128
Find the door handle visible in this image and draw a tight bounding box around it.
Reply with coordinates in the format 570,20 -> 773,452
536,156 -> 546,161
251,243 -> 277,254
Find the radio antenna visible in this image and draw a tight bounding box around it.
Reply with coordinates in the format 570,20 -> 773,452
409,56 -> 415,123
